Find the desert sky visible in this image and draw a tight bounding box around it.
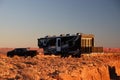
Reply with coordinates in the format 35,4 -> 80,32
0,0 -> 120,48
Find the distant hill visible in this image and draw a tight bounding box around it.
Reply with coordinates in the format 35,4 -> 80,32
104,48 -> 120,53
0,48 -> 13,54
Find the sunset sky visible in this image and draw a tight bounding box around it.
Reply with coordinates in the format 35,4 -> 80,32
0,0 -> 120,48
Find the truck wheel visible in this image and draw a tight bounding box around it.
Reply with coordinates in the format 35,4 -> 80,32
71,54 -> 75,58
31,55 -> 34,58
61,52 -> 66,58
7,52 -> 14,57
61,49 -> 69,58
76,54 -> 81,58
24,55 -> 28,58
75,53 -> 81,58
61,53 -> 65,58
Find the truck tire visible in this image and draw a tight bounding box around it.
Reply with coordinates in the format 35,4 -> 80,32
7,52 -> 14,57
61,49 -> 69,58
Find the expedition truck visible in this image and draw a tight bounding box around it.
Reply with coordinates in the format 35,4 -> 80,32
38,33 -> 103,57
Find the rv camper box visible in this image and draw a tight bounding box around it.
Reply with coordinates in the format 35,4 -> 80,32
38,33 -> 102,57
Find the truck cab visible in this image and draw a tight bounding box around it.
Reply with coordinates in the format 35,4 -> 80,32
38,33 -> 103,57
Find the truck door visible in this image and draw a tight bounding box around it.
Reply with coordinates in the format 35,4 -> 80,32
56,38 -> 61,52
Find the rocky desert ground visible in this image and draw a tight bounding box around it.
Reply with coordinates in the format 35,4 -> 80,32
0,48 -> 120,80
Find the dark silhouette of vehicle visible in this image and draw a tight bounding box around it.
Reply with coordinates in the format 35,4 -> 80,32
38,33 -> 103,58
7,48 -> 38,57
